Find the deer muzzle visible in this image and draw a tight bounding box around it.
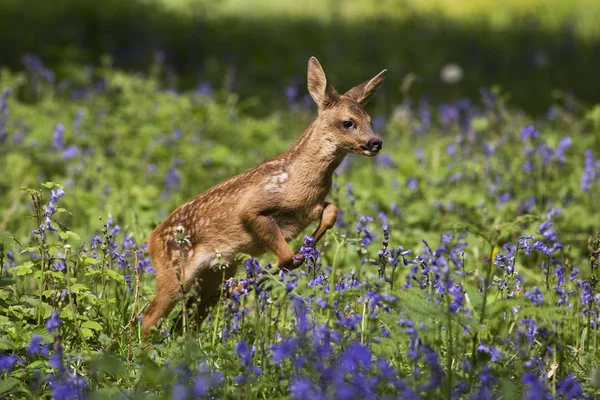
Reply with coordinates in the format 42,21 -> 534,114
360,137 -> 383,156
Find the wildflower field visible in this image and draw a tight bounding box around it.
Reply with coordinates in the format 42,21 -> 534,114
1,52 -> 600,400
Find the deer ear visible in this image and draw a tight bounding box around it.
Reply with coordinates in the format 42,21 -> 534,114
307,57 -> 339,109
344,69 -> 387,105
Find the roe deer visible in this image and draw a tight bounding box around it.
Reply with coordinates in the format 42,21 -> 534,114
142,57 -> 387,336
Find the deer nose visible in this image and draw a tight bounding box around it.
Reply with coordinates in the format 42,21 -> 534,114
367,137 -> 383,152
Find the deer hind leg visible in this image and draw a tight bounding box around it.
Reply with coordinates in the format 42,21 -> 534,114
181,263 -> 238,331
143,249 -> 223,336
142,269 -> 180,336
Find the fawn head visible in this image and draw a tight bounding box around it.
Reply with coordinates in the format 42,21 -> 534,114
307,57 -> 387,156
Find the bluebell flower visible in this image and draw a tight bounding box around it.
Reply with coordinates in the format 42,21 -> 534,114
285,86 -> 298,102
415,148 -> 424,162
554,136 -> 572,163
556,373 -> 584,400
270,338 -> 298,363
420,345 -> 444,390
196,82 -> 212,96
439,103 -> 459,127
47,373 -> 88,400
50,341 -> 65,375
519,319 -> 538,345
356,216 -> 375,247
376,154 -> 397,168
520,125 -> 540,141
46,311 -> 62,333
0,353 -> 18,372
522,372 -> 552,400
62,145 -> 79,160
290,376 -> 324,400
27,334 -> 47,356
406,177 -> 418,192
53,123 -> 65,150
524,287 -> 544,305
372,115 -> 386,132
581,150 -> 597,192
477,341 -> 503,362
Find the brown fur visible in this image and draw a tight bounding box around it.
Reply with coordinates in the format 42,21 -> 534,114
142,57 -> 387,336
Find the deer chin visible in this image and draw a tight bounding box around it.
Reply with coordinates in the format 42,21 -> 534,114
358,147 -> 380,157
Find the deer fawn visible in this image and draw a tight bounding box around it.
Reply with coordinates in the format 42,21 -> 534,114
142,57 -> 386,336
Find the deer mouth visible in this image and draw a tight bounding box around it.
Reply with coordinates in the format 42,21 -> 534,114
359,146 -> 380,157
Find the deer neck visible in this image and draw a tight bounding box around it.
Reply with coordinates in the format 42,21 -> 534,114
284,121 -> 347,184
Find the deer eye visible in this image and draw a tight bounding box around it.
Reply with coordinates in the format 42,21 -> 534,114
342,120 -> 355,129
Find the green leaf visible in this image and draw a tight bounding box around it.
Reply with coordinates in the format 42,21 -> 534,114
81,327 -> 94,338
0,337 -> 15,350
13,261 -> 34,276
58,231 -> 81,241
104,269 -> 125,283
82,320 -> 103,331
85,257 -> 100,265
0,378 -> 20,396
0,231 -> 20,254
41,182 -> 65,190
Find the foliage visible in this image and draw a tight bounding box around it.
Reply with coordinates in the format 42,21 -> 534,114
1,55 -> 600,399
1,0 -> 600,114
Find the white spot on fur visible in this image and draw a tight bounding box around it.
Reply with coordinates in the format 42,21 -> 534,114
264,171 -> 289,192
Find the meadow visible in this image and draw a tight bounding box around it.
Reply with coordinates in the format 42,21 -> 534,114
2,0 -> 600,394
0,49 -> 599,399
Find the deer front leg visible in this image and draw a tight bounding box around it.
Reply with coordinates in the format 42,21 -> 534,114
287,202 -> 339,270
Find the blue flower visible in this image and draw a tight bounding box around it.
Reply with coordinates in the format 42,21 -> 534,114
46,311 -> 62,333
524,287 -> 544,305
0,353 -> 18,372
52,123 -> 65,150
406,177 -> 418,192
27,334 -> 48,356
522,372 -> 552,400
270,338 -> 298,363
556,374 -> 584,400
289,377 -> 324,400
520,125 -> 540,141
580,150 -> 597,192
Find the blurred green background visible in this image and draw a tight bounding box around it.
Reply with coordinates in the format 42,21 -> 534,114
1,0 -> 599,115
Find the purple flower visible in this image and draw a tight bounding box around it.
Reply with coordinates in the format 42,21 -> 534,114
50,342 -> 65,375
48,373 -> 87,400
520,125 -> 540,141
0,353 -> 18,372
376,154 -> 397,168
290,377 -> 324,400
27,334 -> 48,356
270,338 -> 298,363
581,150 -> 596,192
522,373 -> 552,400
53,123 -> 65,150
406,177 -> 418,192
524,287 -> 544,305
556,374 -> 583,400
46,311 -> 62,333
477,341 -> 503,362
62,145 -> 80,160
554,136 -> 572,163
356,216 -> 375,247
285,86 -> 298,102
196,82 -> 212,96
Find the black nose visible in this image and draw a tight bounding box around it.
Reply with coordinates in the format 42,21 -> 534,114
367,138 -> 383,152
